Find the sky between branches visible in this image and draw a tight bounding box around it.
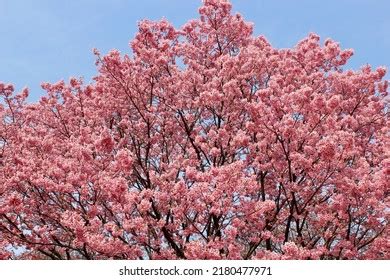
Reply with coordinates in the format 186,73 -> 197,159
1,0 -> 389,101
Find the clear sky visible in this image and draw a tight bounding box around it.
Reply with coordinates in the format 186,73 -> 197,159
1,0 -> 389,102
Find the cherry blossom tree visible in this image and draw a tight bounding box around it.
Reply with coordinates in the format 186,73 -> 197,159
0,0 -> 389,260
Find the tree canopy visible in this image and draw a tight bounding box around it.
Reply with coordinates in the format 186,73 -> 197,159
0,0 -> 389,259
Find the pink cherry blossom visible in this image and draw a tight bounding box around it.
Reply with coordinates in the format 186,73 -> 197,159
0,0 -> 388,260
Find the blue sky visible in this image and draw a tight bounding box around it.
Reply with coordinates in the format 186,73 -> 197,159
1,0 -> 389,102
